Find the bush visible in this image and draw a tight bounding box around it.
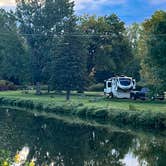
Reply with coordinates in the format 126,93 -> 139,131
94,108 -> 109,119
0,80 -> 16,91
35,103 -> 44,110
88,83 -> 104,92
76,106 -> 88,117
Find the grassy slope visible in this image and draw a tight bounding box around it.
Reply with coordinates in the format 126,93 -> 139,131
0,90 -> 166,112
0,91 -> 166,129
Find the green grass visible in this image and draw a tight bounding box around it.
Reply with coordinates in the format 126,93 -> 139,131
0,90 -> 166,129
0,90 -> 166,112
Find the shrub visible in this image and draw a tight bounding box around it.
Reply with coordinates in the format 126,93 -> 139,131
94,108 -> 109,119
23,100 -> 34,109
0,80 -> 16,91
77,106 -> 88,117
35,103 -> 44,110
16,99 -> 25,107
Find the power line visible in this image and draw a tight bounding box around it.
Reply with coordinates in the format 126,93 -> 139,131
0,32 -> 166,37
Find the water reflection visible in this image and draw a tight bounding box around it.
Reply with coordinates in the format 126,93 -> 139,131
0,108 -> 165,166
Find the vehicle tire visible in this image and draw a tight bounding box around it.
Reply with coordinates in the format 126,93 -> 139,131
151,96 -> 155,101
131,94 -> 136,100
109,93 -> 114,99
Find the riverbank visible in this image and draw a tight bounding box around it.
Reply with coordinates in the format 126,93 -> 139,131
0,91 -> 166,129
0,107 -> 166,166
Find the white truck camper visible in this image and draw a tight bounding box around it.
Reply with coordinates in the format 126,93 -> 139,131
104,76 -> 136,99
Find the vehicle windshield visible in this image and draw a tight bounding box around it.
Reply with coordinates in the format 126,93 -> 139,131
119,78 -> 131,86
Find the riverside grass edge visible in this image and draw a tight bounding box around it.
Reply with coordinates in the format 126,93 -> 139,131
0,96 -> 166,129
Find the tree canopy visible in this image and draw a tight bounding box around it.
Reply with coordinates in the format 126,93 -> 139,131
142,11 -> 166,91
0,9 -> 29,84
0,0 -> 165,97
79,14 -> 132,83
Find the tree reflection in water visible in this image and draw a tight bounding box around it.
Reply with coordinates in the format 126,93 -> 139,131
0,108 -> 165,166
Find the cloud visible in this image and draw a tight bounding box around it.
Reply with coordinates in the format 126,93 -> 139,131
73,0 -> 126,11
0,0 -> 15,7
1,0 -> 126,11
149,0 -> 166,4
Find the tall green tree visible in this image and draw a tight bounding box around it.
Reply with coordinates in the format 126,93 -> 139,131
79,15 -> 109,74
51,15 -> 87,100
103,15 -> 132,77
80,14 -> 132,83
0,9 -> 29,84
125,23 -> 142,81
16,0 -> 47,94
142,11 -> 166,91
15,0 -> 75,94
41,0 -> 75,88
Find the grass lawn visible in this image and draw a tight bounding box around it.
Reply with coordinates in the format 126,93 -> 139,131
0,90 -> 166,112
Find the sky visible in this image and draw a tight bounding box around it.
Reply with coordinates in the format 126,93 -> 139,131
0,0 -> 166,24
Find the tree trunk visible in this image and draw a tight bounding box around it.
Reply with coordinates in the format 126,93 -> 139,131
36,82 -> 41,95
66,90 -> 71,100
47,85 -> 50,94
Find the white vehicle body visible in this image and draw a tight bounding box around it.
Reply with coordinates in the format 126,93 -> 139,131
104,76 -> 136,99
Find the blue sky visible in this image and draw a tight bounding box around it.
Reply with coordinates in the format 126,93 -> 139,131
1,0 -> 166,24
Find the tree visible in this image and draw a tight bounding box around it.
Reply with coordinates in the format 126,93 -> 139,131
0,9 -> 29,84
16,0 -> 47,94
51,15 -> 87,100
142,11 -> 166,91
79,15 -> 108,74
103,14 -> 132,77
125,23 -> 142,81
15,0 -> 76,94
79,14 -> 132,83
41,0 -> 76,89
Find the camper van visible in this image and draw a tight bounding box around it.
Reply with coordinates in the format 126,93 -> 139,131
104,76 -> 136,99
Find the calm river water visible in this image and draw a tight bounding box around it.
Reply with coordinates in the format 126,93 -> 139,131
0,108 -> 166,166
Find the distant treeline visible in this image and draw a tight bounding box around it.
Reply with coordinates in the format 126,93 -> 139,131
0,0 -> 166,99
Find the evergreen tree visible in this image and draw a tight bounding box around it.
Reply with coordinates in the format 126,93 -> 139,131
51,16 -> 87,100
